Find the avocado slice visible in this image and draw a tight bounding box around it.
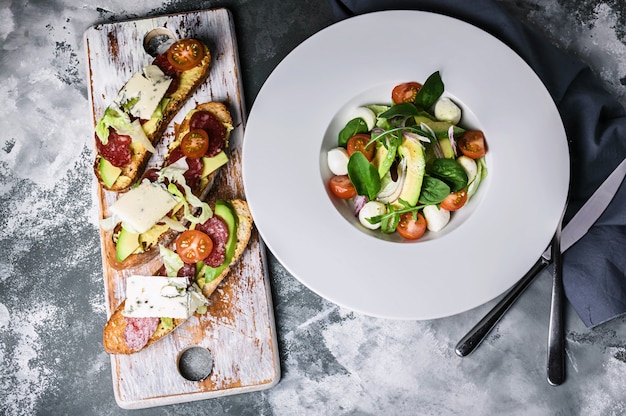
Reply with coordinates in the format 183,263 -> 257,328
201,151 -> 229,178
141,97 -> 172,137
99,158 -> 122,188
414,113 -> 465,139
372,141 -> 390,178
116,226 -> 141,263
394,138 -> 426,207
438,138 -> 455,159
198,200 -> 238,283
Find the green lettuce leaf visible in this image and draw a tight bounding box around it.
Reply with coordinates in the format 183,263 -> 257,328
159,245 -> 184,277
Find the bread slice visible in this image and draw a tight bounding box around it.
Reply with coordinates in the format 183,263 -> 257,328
94,40 -> 212,192
104,102 -> 233,270
170,101 -> 233,196
197,200 -> 253,299
103,199 -> 253,354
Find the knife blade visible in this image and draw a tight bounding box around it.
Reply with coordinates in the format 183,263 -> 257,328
455,156 -> 626,357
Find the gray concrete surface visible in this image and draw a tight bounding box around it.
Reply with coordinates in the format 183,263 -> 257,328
2,0 -> 626,414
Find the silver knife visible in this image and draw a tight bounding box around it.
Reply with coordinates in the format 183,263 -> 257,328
455,156 -> 626,357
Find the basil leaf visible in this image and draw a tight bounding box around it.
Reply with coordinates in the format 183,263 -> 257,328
419,176 -> 450,205
347,152 -> 381,200
415,71 -> 444,109
428,158 -> 468,192
339,118 -> 368,147
379,102 -> 420,119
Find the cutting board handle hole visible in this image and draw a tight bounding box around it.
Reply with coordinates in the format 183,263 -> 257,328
143,28 -> 177,57
177,346 -> 214,382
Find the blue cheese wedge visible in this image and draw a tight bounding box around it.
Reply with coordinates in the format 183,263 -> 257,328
109,180 -> 178,234
114,65 -> 172,121
122,275 -> 208,319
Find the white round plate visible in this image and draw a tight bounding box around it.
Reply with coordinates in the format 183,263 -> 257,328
242,10 -> 569,320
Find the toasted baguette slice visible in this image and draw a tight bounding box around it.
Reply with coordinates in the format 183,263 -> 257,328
104,102 -> 233,270
94,40 -> 212,192
172,101 -> 233,195
197,200 -> 253,299
103,199 -> 253,355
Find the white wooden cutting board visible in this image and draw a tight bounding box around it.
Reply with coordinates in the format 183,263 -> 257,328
84,8 -> 280,409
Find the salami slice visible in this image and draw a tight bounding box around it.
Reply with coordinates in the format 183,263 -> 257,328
166,146 -> 204,189
96,129 -> 132,167
124,316 -> 159,351
189,110 -> 226,157
152,53 -> 181,95
155,263 -> 195,281
196,216 -> 229,267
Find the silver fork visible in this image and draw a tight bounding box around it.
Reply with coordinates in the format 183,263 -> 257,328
547,215 -> 565,385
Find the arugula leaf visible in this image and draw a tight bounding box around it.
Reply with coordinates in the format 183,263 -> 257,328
380,205 -> 400,233
367,200 -> 426,226
347,152 -> 381,200
415,71 -> 444,109
419,176 -> 450,205
339,117 -> 368,147
369,125 -> 431,148
377,134 -> 401,178
120,96 -> 140,113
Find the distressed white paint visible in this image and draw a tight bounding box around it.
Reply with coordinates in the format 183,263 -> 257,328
85,9 -> 280,409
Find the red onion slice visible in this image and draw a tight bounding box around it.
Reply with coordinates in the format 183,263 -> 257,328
448,125 -> 458,157
403,130 -> 430,143
353,195 -> 367,216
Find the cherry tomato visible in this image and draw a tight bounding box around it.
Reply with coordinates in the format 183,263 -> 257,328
396,212 -> 427,240
457,130 -> 487,159
391,82 -> 422,104
346,133 -> 375,161
175,229 -> 213,263
440,190 -> 468,211
329,175 -> 357,199
166,39 -> 205,71
181,129 -> 209,159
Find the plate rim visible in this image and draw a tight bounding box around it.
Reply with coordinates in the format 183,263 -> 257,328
242,10 -> 570,320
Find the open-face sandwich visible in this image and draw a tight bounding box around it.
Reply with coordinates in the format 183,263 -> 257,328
103,199 -> 253,354
94,38 -> 211,191
100,102 -> 233,269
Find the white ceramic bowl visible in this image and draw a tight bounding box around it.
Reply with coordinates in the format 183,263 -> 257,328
242,10 -> 569,320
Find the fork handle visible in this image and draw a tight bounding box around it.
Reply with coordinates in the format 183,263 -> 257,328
547,229 -> 565,385
455,257 -> 548,357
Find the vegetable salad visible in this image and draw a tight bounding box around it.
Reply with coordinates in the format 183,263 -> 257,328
326,71 -> 488,240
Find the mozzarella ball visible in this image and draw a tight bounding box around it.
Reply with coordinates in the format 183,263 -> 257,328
423,205 -> 450,232
358,201 -> 386,230
327,147 -> 350,175
433,97 -> 462,125
349,106 -> 377,131
456,155 -> 478,183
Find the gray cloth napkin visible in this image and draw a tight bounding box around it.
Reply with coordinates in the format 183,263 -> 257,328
331,0 -> 626,327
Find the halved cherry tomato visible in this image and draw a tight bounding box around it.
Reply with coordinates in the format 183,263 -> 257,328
346,133 -> 375,161
175,229 -> 213,263
166,39 -> 205,71
181,129 -> 209,159
440,190 -> 468,211
392,82 -> 422,104
329,175 -> 357,199
397,212 -> 426,240
457,130 -> 487,159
